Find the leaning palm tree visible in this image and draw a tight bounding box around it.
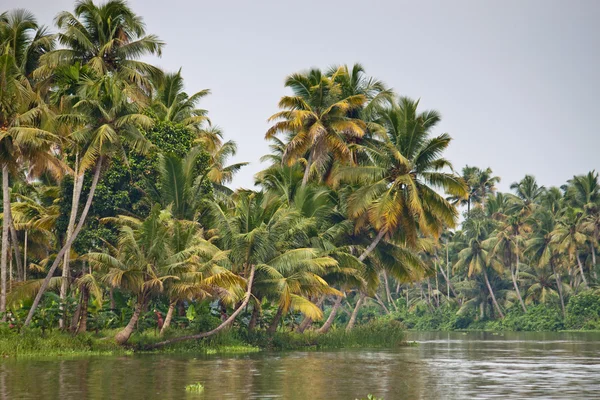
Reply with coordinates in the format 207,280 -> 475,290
266,68 -> 368,187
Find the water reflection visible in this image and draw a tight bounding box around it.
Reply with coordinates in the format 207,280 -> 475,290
1,331 -> 599,399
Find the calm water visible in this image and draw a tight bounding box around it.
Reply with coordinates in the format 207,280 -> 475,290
2,331 -> 600,399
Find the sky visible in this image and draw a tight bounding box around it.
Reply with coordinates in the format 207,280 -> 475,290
7,0 -> 600,192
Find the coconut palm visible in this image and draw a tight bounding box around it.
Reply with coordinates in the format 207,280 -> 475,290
450,166 -> 500,214
24,75 -> 153,326
0,9 -> 58,315
454,217 -> 505,318
266,68 -> 368,187
37,0 -> 163,88
551,208 -> 590,288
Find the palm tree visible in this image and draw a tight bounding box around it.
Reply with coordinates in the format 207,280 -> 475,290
266,68 -> 368,187
551,208 -> 589,288
343,97 -> 466,258
24,75 -> 153,326
454,217 -> 505,318
37,0 -> 163,88
526,209 -> 566,316
0,9 -> 57,315
150,69 -> 210,130
450,166 -> 501,214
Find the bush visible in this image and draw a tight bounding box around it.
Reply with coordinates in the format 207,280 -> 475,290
565,291 -> 600,330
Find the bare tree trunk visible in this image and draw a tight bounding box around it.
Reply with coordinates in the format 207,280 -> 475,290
383,271 -> 396,311
483,269 -> 504,319
160,301 -> 176,335
359,230 -> 385,262
438,262 -> 457,299
24,158 -> 104,327
346,293 -> 365,332
115,298 -> 143,345
1,165 -> 9,317
149,266 -> 256,349
70,291 -> 82,333
576,252 -> 589,288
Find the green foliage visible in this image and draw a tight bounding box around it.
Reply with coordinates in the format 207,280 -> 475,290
565,291 -> 600,329
185,383 -> 204,393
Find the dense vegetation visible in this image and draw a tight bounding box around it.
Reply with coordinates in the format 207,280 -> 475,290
1,1 -> 599,354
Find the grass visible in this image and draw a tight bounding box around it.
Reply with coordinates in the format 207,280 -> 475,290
0,319 -> 406,358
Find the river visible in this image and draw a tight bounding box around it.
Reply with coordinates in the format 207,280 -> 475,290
2,331 -> 600,399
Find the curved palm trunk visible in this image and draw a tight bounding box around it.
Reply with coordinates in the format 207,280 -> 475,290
483,269 -> 504,319
1,165 -> 9,317
576,252 -> 589,288
317,296 -> 342,334
24,158 -> 103,327
297,296 -> 324,333
248,302 -> 260,333
550,260 -> 566,318
149,265 -> 256,349
115,298 -> 143,345
346,293 -> 365,332
510,263 -> 527,312
160,301 -> 176,336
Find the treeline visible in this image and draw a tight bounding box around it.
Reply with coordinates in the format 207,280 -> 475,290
0,1 -> 596,346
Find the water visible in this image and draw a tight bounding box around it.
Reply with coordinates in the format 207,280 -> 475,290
2,331 -> 600,399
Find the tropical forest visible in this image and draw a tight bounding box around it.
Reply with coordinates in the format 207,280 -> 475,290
1,1 -> 599,399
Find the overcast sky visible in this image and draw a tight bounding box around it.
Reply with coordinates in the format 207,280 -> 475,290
7,0 -> 600,192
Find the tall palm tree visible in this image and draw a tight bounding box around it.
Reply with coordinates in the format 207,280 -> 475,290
24,75 -> 153,326
343,97 -> 466,258
266,68 -> 368,187
450,166 -> 500,214
551,208 -> 589,288
454,217 -> 505,318
37,0 -> 163,88
0,9 -> 57,315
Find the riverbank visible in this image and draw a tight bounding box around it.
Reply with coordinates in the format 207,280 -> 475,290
0,319 -> 404,358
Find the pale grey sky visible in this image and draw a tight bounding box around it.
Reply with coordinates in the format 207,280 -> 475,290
7,0 -> 600,192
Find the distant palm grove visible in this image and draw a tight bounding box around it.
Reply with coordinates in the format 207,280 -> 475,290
2,0 -> 600,346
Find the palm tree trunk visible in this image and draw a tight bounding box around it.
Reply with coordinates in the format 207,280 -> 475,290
22,230 -> 27,281
1,165 -> 9,318
383,271 -> 396,311
438,261 -> 457,298
248,302 -> 260,333
590,242 -> 597,281
374,293 -> 390,314
359,229 -> 386,262
576,251 -> 589,288
317,296 -> 342,334
160,301 -> 176,335
9,222 -> 22,282
149,265 -> 256,349
550,259 -> 566,318
115,298 -> 143,345
76,286 -> 89,334
483,269 -> 504,319
346,293 -> 365,331
301,150 -> 314,188
510,265 -> 527,312
70,291 -> 82,333
267,305 -> 284,334
60,160 -> 83,329
24,157 -> 104,327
